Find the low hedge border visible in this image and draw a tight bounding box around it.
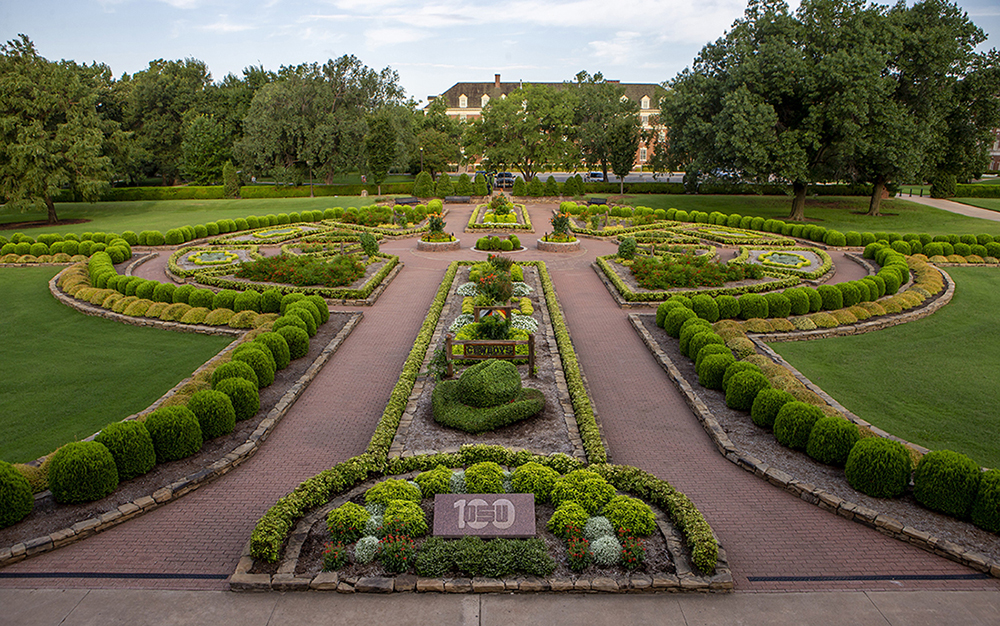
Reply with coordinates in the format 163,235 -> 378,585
209,224 -> 329,245
594,255 -> 800,305
628,312 -> 1000,580
466,203 -> 534,232
168,245 -> 262,278
0,308 -> 363,569
233,460 -> 730,591
732,246 -> 833,280
672,225 -> 795,247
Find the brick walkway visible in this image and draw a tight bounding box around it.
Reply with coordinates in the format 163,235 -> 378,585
1,202 -> 996,593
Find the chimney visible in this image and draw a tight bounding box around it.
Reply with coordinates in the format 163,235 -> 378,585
495,74 -> 501,89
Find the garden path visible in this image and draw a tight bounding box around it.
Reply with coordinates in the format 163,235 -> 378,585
1,201 -> 995,594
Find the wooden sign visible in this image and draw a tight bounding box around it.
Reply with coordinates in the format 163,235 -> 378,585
432,493 -> 536,538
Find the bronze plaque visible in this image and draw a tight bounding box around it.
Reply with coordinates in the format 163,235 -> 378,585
432,493 -> 536,538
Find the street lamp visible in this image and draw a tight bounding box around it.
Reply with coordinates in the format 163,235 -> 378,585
420,147 -> 424,172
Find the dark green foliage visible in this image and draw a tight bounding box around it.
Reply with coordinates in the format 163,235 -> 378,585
233,349 -> 276,388
617,237 -> 637,260
234,289 -> 262,313
188,288 -> 215,309
550,469 -> 615,515
152,282 -> 176,304
211,360 -> 259,389
695,343 -> 731,371
234,342 -> 276,372
286,306 -> 317,336
432,380 -> 544,433
602,495 -> 656,536
288,298 -> 322,326
738,293 -> 768,319
94,421 -> 156,480
836,282 -> 860,307
716,294 -> 740,319
135,280 -> 156,300
271,314 -> 307,335
143,406 -> 203,462
773,402 -> 824,450
802,287 -> 823,312
48,441 -> 119,504
783,288 -> 810,315
971,469 -> 1000,533
186,390 -> 236,440
817,285 -> 843,310
261,288 -> 283,314
510,461 -> 560,503
306,294 -> 330,324
172,284 -> 195,304
277,325 -> 310,360
211,289 -> 239,311
457,360 -> 521,408
691,294 -> 720,322
678,318 -> 714,357
0,461 -> 33,527
845,438 -> 912,498
664,306 -> 697,337
464,461 -> 506,494
655,300 -> 681,327
913,450 -> 981,518
279,292 -> 306,314
254,332 -> 291,370
214,376 -> 260,421
689,332 -> 725,365
879,269 -> 901,295
724,370 -> 771,411
721,361 -> 762,392
414,465 -> 452,498
698,353 -> 736,390
750,388 -> 796,429
764,292 -> 791,318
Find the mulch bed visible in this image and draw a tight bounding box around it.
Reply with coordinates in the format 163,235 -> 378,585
637,314 -> 1000,566
0,314 -> 349,549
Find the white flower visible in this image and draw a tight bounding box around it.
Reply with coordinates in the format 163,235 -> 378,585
449,314 -> 475,332
509,314 -> 538,334
512,282 -> 533,298
456,282 -> 479,296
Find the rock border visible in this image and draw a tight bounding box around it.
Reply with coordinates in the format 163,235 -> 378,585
416,239 -> 461,252
537,240 -> 581,253
0,303 -> 364,568
230,471 -> 733,593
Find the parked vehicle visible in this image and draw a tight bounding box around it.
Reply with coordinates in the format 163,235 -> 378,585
495,172 -> 516,188
585,171 -> 605,183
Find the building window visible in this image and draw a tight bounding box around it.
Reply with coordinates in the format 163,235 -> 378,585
641,95 -> 650,110
459,94 -> 468,108
639,147 -> 647,162
641,114 -> 649,127
481,94 -> 490,107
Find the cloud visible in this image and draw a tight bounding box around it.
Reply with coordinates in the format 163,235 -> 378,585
156,0 -> 202,9
588,31 -> 642,65
197,15 -> 256,33
364,26 -> 429,47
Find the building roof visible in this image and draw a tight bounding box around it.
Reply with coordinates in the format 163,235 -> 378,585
428,74 -> 666,110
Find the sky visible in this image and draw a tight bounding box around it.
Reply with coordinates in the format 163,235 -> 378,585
2,0 -> 998,105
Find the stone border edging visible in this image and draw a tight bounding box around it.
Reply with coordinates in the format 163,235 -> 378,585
416,239 -> 460,252
628,310 -> 1000,580
537,240 -> 581,252
230,471 -> 733,593
0,311 -> 364,568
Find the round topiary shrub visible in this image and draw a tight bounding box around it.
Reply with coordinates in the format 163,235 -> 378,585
286,306 -> 317,336
464,461 -> 506,494
738,293 -> 768,320
546,501 -> 590,539
214,376 -> 260,421
261,288 -> 283,314
806,416 -> 860,465
688,332 -> 725,364
414,465 -> 453,499
678,318 -> 713,357
186,389 -> 237,440
234,289 -> 262,313
510,462 -> 560,503
272,314 -> 308,334
277,325 -> 310,360
691,294 -> 720,322
722,361 -> 762,392
211,360 -> 259,390
817,285 -> 843,310
698,353 -> 736,390
764,292 -> 791,318
773,401 -> 824,450
254,332 -> 291,370
912,450 -> 981,518
94,421 -> 156,480
234,342 -> 276,372
716,294 -> 740,319
212,289 -> 238,311
366,478 -> 422,507
188,288 -> 215,309
725,370 -> 771,411
143,406 -> 203,463
382,499 -> 429,537
664,306 -> 697,338
971,469 -> 1000,533
602,495 -> 656,536
0,461 -> 33,528
305,294 -> 330,324
750,388 -> 796,429
457,360 -> 521,408
845,437 -> 912,498
695,343 -> 731,372
288,299 -> 322,326
232,349 -> 275,389
48,441 -> 119,504
836,282 -> 860,307
550,469 -> 615,515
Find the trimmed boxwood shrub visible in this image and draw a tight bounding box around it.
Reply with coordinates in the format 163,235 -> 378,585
836,282 -> 860,307
602,494 -> 656,536
725,370 -> 771,411
0,461 -> 33,528
214,376 -> 260,421
845,437 -> 912,498
188,288 -> 215,309
664,306 -> 698,337
688,332 -> 725,365
698,353 -> 736,390
457,360 -> 521,408
722,361 -> 762,392
716,294 -> 740,319
912,450 -> 981,518
261,288 -> 283,314
305,294 -> 330,324
678,318 -> 713,357
277,325 -> 310,360
510,461 -> 560,503
234,289 -> 262,313
803,415 -> 859,465
547,501 -> 590,539
738,293 -> 768,320
286,306 -> 318,336
235,342 -> 276,372
879,269 -> 901,295
143,406 -> 203,462
773,401 -> 825,450
750,388 -> 796,429
550,469 -> 616,515
186,389 -> 237,440
695,343 -> 731,371
691,294 -> 720,322
272,314 -> 308,334
254,332 -> 291,370
817,285 -> 843,310
212,289 -> 239,311
288,298 -> 322,326
783,288 -> 810,316
47,441 -> 119,504
172,284 -> 195,304
94,421 -> 156,480
233,349 -> 275,388
211,360 -> 259,389
464,461 -> 506,494
971,469 -> 1000,533
764,292 -> 791,318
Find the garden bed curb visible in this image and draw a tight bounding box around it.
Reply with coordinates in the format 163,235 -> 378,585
229,472 -> 733,593
537,240 -> 581,253
416,239 -> 461,252
0,311 -> 363,569
628,298 -> 1000,580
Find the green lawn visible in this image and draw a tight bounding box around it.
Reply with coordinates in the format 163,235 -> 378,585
0,267 -> 232,463
0,196 -> 381,236
770,266 -> 1000,469
619,194 -> 1000,237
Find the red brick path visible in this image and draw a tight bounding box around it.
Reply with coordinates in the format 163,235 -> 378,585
2,202 -> 995,593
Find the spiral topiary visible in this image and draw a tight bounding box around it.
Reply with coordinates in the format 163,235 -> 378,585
602,495 -> 656,536
276,325 -> 310,360
510,461 -> 560,503
365,478 -> 422,507
48,441 -> 119,504
971,469 -> 1000,533
93,420 -> 156,480
725,370 -> 771,411
186,389 -> 237,440
912,450 -> 981,519
773,401 -> 825,450
211,360 -> 259,390
214,376 -> 260,421
845,437 -> 912,498
547,501 -> 590,539
0,461 -> 33,528
750,388 -> 796,429
464,461 -> 506,494
143,406 -> 203,462
806,416 -> 860,466
550,469 -> 615,515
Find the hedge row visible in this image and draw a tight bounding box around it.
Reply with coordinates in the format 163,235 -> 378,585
239,182 -> 415,199
467,203 -> 534,231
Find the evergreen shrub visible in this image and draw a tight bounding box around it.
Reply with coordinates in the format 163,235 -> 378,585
143,406 -> 203,462
94,421 -> 156,480
913,450 -> 981,518
845,438 -> 912,498
186,390 -> 237,440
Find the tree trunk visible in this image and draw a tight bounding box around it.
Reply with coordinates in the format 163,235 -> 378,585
789,181 -> 807,222
45,195 -> 59,225
620,178 -> 624,195
867,176 -> 886,216
377,184 -> 382,196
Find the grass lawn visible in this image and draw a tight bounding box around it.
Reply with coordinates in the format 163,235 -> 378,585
770,266 -> 1000,469
0,267 -> 233,464
954,198 -> 1000,213
0,196 -> 383,236
618,194 -> 1000,237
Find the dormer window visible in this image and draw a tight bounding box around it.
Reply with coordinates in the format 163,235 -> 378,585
459,94 -> 468,108
641,95 -> 651,110
481,94 -> 490,107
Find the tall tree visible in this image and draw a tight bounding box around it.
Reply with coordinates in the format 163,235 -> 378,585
463,84 -> 576,182
0,35 -> 118,224
181,114 -> 231,184
572,71 -> 640,182
606,112 -> 643,194
365,113 -> 396,195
